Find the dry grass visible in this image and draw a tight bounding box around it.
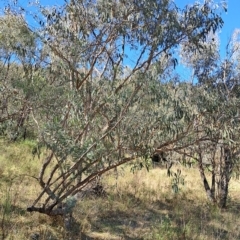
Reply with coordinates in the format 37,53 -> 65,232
1,139 -> 240,239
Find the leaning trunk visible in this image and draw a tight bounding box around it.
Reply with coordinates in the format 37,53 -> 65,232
198,155 -> 215,203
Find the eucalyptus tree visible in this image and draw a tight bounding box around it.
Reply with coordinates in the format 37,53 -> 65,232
0,11 -> 43,140
178,29 -> 240,208
0,0 -> 225,215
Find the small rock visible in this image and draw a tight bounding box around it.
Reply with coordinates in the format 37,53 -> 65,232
30,233 -> 40,240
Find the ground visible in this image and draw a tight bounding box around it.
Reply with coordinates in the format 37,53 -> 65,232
1,139 -> 240,239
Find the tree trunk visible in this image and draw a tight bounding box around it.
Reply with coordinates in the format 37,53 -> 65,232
216,147 -> 232,208
198,159 -> 215,203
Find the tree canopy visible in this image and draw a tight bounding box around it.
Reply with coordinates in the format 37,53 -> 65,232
1,0 -> 239,215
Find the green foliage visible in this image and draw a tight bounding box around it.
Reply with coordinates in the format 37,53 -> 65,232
0,0 -> 229,215
169,169 -> 185,194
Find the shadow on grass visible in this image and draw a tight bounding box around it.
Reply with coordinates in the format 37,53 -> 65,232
1,191 -> 238,239
75,191 -> 240,240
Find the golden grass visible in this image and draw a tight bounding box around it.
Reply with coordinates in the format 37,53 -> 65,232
0,139 -> 240,239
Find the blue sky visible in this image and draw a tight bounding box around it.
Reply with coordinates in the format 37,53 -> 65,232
0,0 -> 239,80
2,0 -> 239,53
10,0 -> 240,38
35,0 -> 240,43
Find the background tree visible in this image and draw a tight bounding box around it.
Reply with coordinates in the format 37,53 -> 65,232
0,11 -> 44,140
176,29 -> 240,208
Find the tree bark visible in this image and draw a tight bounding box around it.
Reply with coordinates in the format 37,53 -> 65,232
216,147 -> 232,208
198,160 -> 215,203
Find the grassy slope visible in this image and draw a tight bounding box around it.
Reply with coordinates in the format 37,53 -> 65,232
0,139 -> 240,240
